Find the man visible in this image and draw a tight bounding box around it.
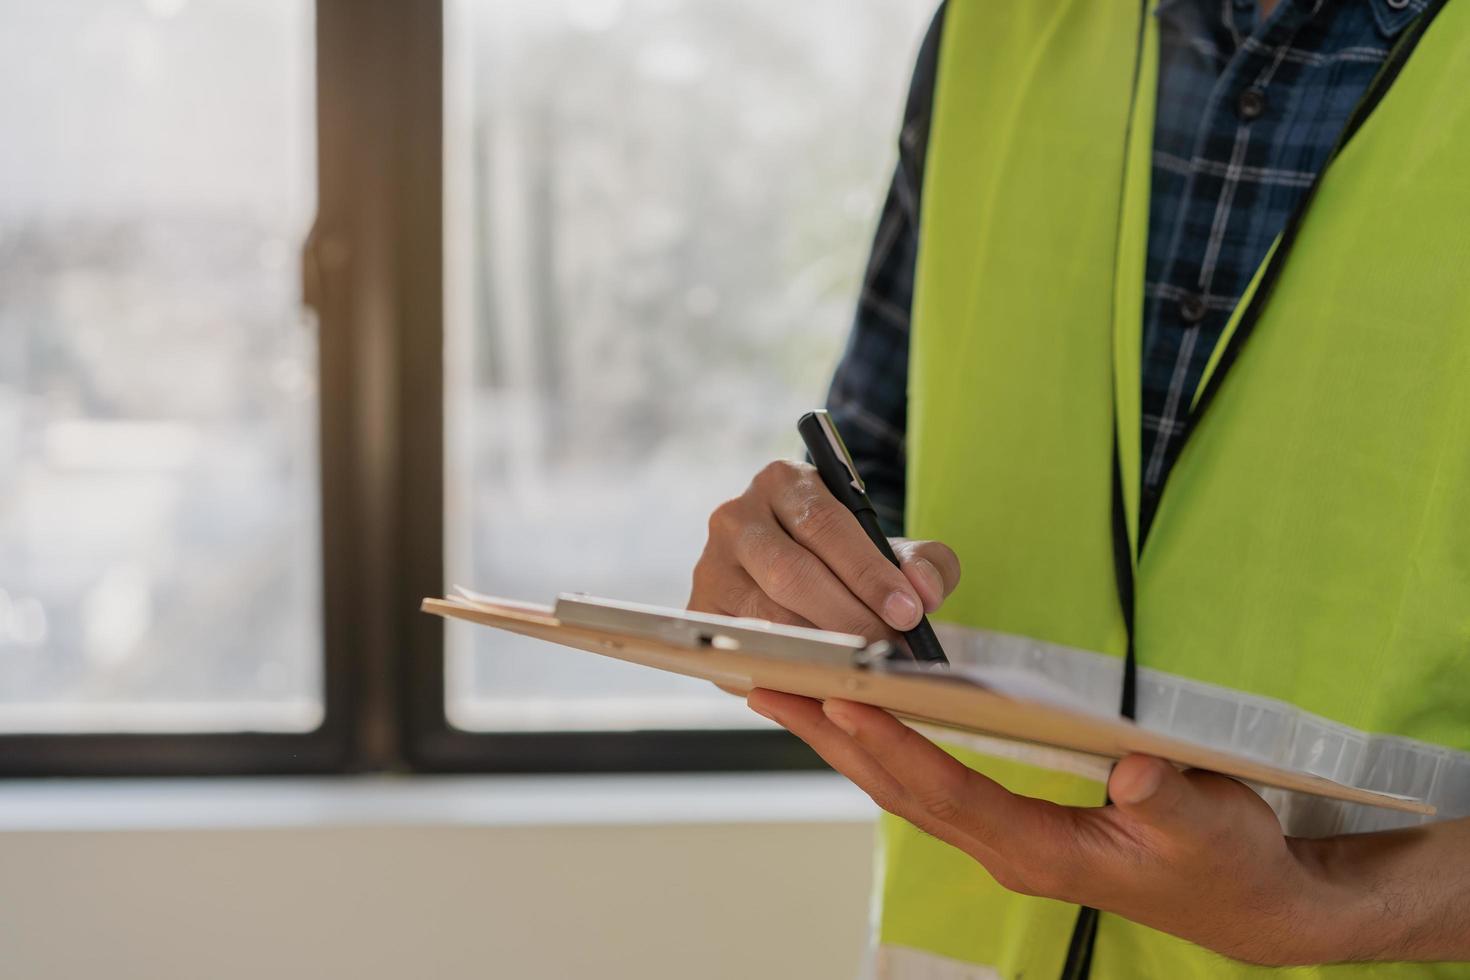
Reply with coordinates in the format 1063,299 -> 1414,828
688,0 -> 1470,976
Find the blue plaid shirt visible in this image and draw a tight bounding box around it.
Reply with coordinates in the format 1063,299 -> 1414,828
828,0 -> 1429,538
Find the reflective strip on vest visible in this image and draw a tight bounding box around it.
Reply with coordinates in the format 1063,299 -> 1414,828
873,944 -> 1004,980
928,622 -> 1470,838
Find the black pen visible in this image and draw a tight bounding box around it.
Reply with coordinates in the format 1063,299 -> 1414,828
797,410 -> 949,665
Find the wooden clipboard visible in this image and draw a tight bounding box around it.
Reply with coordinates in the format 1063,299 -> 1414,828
423,591 -> 1433,816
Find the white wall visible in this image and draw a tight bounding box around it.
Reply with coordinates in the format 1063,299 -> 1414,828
0,776 -> 877,980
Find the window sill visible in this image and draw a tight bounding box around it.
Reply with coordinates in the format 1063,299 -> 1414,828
0,771 -> 876,832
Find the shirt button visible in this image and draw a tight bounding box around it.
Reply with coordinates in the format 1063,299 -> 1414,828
1237,87 -> 1268,121
1179,293 -> 1208,324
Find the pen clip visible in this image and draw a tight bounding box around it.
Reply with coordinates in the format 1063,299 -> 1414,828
813,409 -> 865,495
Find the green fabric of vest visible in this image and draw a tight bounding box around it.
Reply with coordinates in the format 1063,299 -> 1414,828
882,0 -> 1470,976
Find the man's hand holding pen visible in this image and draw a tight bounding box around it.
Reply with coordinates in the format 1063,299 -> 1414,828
687,457 -> 960,644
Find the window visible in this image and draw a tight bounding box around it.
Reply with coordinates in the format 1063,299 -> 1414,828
442,0 -> 932,735
3,0 -> 934,774
0,0 -> 320,735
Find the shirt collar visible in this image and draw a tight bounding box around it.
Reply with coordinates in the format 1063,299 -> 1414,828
1151,0 -> 1430,39
1370,0 -> 1429,38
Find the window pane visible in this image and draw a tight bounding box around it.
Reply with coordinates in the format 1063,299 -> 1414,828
444,0 -> 931,730
0,0 -> 320,732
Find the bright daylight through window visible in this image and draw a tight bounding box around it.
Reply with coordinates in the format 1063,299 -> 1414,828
0,0 -> 321,732
443,0 -> 932,731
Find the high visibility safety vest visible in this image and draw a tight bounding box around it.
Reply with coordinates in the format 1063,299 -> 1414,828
875,0 -> 1470,977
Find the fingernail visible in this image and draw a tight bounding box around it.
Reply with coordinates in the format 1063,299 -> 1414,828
882,590 -> 921,630
823,701 -> 858,737
913,558 -> 945,609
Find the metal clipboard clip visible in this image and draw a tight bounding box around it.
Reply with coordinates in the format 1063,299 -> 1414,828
552,593 -> 898,668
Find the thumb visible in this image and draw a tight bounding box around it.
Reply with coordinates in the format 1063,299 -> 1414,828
892,539 -> 961,612
1108,754 -> 1209,834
